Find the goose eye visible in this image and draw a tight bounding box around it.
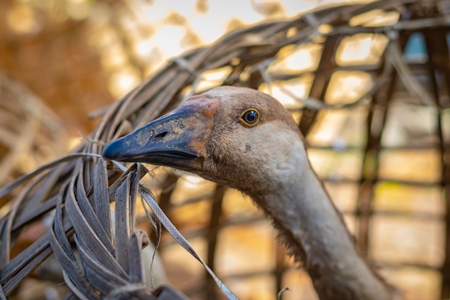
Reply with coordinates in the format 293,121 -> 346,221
240,108 -> 260,127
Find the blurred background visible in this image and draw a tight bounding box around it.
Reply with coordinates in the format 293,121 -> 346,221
0,0 -> 449,299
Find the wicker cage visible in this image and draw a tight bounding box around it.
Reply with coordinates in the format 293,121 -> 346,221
1,0 -> 450,299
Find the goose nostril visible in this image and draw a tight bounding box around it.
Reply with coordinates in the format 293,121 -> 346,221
153,132 -> 168,140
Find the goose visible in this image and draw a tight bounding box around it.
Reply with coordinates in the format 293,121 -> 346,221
102,86 -> 393,300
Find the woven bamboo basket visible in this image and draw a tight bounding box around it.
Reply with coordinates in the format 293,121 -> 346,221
1,0 -> 450,299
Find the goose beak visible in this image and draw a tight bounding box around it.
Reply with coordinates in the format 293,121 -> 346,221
102,95 -> 220,171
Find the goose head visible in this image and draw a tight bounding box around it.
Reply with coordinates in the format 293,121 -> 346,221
102,86 -> 394,300
103,86 -> 307,196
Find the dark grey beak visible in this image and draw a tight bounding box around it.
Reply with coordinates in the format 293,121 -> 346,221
102,95 -> 220,171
